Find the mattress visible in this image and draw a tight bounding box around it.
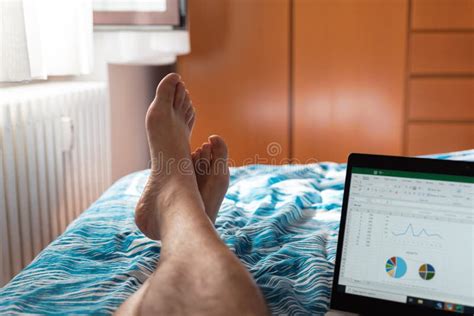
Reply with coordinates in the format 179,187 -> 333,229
1,149 -> 473,315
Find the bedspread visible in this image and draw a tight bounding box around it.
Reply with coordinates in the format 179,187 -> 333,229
1,149 -> 473,315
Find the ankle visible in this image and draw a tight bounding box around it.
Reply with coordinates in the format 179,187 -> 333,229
155,177 -> 203,209
151,155 -> 194,176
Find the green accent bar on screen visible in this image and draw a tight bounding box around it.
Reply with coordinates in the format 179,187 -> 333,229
352,167 -> 474,184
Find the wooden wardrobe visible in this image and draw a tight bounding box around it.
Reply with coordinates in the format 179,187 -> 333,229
406,0 -> 474,155
293,0 -> 408,162
178,0 -> 290,165
178,0 -> 474,165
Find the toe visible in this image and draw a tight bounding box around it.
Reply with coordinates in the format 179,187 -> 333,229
200,143 -> 211,173
201,143 -> 211,161
185,106 -> 195,126
182,92 -> 191,113
192,146 -> 201,158
195,148 -> 207,175
173,82 -> 186,109
155,73 -> 181,104
209,135 -> 228,160
187,110 -> 196,131
194,148 -> 202,161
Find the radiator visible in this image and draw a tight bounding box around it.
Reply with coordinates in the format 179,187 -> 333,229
0,82 -> 111,286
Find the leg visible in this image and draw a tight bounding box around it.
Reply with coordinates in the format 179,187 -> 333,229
116,74 -> 268,316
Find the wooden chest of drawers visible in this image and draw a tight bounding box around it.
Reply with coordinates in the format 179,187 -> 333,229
406,0 -> 474,155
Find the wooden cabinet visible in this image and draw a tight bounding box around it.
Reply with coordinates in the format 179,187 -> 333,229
412,0 -> 474,30
407,123 -> 474,155
406,0 -> 474,155
177,0 -> 473,164
177,0 -> 290,165
292,0 -> 408,162
408,79 -> 474,121
410,33 -> 474,74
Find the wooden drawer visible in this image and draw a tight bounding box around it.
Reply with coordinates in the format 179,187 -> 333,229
407,123 -> 474,155
410,33 -> 474,74
409,78 -> 474,120
412,0 -> 474,30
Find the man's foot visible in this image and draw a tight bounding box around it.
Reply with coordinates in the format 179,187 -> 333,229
135,73 -> 202,240
191,135 -> 230,223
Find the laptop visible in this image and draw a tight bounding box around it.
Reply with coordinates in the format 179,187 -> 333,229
329,153 -> 474,316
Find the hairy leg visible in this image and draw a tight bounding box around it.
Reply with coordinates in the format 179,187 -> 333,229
116,74 -> 268,316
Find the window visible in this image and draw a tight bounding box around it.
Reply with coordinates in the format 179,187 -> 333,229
93,0 -> 186,28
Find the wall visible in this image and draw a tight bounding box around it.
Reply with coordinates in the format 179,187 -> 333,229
108,64 -> 175,182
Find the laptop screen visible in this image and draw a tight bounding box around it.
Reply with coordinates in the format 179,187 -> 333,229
337,167 -> 474,314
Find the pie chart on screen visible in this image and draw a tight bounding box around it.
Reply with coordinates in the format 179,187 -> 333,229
385,256 -> 407,278
419,264 -> 435,280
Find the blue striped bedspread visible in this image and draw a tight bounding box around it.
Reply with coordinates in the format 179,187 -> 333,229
1,150 -> 473,315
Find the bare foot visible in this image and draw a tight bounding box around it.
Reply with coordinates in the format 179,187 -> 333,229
135,73 -> 202,240
192,135 -> 230,223
123,75 -> 267,316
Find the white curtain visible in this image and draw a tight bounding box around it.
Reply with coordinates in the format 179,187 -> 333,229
0,0 -> 93,82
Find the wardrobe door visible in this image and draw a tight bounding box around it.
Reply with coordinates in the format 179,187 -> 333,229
178,0 -> 290,165
293,0 -> 408,163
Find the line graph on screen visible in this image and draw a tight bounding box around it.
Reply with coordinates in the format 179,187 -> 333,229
391,223 -> 443,239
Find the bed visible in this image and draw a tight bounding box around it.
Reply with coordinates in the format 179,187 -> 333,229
1,150 -> 473,315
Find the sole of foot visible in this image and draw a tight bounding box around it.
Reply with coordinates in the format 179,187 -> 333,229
192,135 -> 230,223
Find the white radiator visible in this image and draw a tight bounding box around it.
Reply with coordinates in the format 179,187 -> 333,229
0,82 -> 111,286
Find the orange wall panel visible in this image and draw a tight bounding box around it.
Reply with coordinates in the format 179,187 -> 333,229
177,0 -> 290,166
293,0 -> 408,163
